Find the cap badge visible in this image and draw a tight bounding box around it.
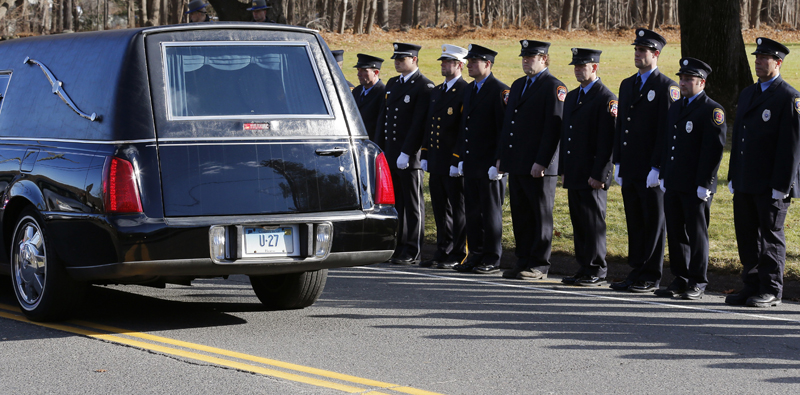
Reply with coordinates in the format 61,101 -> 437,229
468,44 -> 473,50
763,109 -> 771,122
393,44 -> 398,50
442,45 -> 447,51
757,38 -> 763,45
523,40 -> 528,48
686,121 -> 693,133
638,30 -> 644,37
683,59 -> 689,66
572,48 -> 578,55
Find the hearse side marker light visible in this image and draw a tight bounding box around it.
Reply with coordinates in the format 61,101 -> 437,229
24,57 -> 100,122
209,226 -> 227,262
315,223 -> 332,258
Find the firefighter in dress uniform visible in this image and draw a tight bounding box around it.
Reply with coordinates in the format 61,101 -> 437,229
352,54 -> 385,142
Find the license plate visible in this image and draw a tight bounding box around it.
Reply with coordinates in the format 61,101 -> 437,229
242,226 -> 298,256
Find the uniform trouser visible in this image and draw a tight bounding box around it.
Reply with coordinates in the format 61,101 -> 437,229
733,192 -> 790,299
509,174 -> 556,273
390,167 -> 424,260
463,175 -> 505,265
663,189 -> 712,290
568,188 -> 608,278
428,172 -> 467,262
621,181 -> 666,283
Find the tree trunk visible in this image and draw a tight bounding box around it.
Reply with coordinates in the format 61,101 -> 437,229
378,0 -> 388,28
365,0 -> 377,32
435,0 -> 441,26
327,0 -> 337,30
401,0 -> 413,28
573,0 -> 580,29
544,0 -> 548,28
353,0 -> 365,33
666,0 -> 674,24
413,0 -> 421,26
649,0 -> 658,28
561,0 -> 574,31
518,0 -> 522,27
750,0 -> 762,27
454,0 -> 460,24
594,0 -> 600,30
679,0 -> 753,120
287,0 -> 295,25
64,0 -> 73,30
140,0 -> 149,27
151,0 -> 161,26
339,0 -> 348,33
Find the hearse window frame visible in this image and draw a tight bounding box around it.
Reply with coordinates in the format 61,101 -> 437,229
0,71 -> 11,115
160,41 -> 334,122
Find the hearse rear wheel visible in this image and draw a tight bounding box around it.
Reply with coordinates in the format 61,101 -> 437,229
10,207 -> 85,321
249,269 -> 328,310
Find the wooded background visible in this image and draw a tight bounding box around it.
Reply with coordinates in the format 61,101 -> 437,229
1,0 -> 799,36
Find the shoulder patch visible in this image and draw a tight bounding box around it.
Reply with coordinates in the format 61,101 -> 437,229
557,86 -> 567,102
795,97 -> 800,114
608,100 -> 618,117
669,86 -> 680,102
502,89 -> 510,105
712,108 -> 725,126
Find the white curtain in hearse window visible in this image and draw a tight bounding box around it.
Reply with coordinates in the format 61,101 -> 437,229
164,44 -> 329,118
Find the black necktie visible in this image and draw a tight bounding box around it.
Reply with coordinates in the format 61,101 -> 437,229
521,78 -> 533,97
442,83 -> 447,92
577,89 -> 584,104
634,75 -> 642,93
359,91 -> 365,104
750,84 -> 763,106
473,83 -> 478,95
398,77 -> 404,85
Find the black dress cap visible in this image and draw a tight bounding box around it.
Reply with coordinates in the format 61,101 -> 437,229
353,54 -> 384,69
569,48 -> 602,65
391,43 -> 422,59
676,57 -> 712,80
331,50 -> 344,63
752,37 -> 790,60
632,28 -> 667,51
465,44 -> 498,62
519,40 -> 550,57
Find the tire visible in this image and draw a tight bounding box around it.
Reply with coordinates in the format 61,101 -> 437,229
10,207 -> 85,321
249,269 -> 328,310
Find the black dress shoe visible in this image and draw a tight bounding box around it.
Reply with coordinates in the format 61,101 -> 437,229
609,280 -> 633,291
654,284 -> 687,298
561,273 -> 582,285
725,290 -> 756,306
629,281 -> 657,293
680,286 -> 704,300
419,259 -> 438,268
473,264 -> 500,274
453,262 -> 477,272
437,260 -> 459,269
502,268 -> 522,279
390,256 -> 417,265
575,276 -> 606,287
746,294 -> 782,307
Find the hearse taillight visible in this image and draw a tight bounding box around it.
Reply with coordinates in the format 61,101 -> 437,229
104,157 -> 143,214
375,152 -> 395,205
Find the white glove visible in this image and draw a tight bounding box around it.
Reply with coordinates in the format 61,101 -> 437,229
646,168 -> 660,188
614,163 -> 622,186
728,181 -> 734,195
772,189 -> 789,200
396,152 -> 410,170
458,161 -> 464,176
659,179 -> 666,193
488,166 -> 502,181
697,186 -> 711,202
421,159 -> 428,172
449,165 -> 460,177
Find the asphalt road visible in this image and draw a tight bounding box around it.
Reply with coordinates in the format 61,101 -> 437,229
1,263 -> 800,394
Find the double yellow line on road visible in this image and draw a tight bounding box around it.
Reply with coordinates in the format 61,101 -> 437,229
0,303 -> 444,395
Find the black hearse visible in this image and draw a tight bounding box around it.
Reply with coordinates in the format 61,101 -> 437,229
0,23 -> 397,321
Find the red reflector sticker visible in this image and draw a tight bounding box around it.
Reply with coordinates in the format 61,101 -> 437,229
244,122 -> 270,131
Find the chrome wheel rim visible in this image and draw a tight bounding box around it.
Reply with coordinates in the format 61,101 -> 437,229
12,217 -> 46,309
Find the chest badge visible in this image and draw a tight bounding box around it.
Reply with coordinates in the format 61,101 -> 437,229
404,95 -> 411,103
447,107 -> 453,115
647,90 -> 656,102
686,121 -> 693,133
763,109 -> 771,122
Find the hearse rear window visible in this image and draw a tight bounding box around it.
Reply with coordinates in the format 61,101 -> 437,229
163,42 -> 331,120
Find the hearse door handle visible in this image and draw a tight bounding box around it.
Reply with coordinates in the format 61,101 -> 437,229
315,147 -> 348,157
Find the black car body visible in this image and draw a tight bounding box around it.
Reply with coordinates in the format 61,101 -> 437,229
0,23 -> 397,320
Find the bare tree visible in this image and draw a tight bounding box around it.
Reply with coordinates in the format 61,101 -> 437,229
750,0 -> 762,27
561,0 -> 574,31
